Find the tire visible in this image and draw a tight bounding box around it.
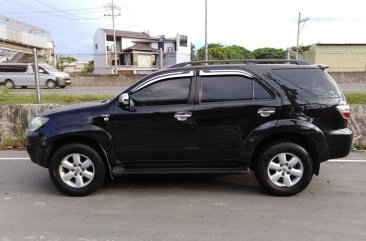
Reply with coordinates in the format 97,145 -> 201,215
254,142 -> 313,196
49,143 -> 105,196
46,80 -> 56,89
59,85 -> 66,89
5,80 -> 14,89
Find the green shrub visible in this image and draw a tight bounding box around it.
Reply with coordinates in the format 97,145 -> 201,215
345,93 -> 366,104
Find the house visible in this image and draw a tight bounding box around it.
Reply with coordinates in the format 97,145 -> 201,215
93,28 -> 190,74
302,43 -> 366,72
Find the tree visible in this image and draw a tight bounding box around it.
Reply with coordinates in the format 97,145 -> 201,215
56,56 -> 78,71
253,48 -> 285,59
196,43 -> 254,60
81,60 -> 94,74
191,42 -> 197,61
225,45 -> 255,59
59,56 -> 78,63
291,45 -> 312,58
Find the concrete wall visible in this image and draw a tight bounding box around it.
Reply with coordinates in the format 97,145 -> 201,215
303,44 -> 366,72
1,104 -> 366,146
0,104 -> 59,143
329,71 -> 366,84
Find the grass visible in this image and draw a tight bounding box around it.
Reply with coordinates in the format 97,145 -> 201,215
0,132 -> 26,150
344,93 -> 366,105
353,142 -> 366,151
0,88 -> 114,104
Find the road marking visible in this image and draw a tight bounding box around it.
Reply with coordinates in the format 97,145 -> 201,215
329,159 -> 366,163
0,158 -> 30,160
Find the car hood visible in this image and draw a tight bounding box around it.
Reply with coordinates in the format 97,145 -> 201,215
52,72 -> 71,78
40,100 -> 111,117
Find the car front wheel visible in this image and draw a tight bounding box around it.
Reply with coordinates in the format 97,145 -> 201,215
49,143 -> 105,196
254,142 -> 313,196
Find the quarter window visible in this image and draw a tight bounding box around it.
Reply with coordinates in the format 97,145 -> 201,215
131,77 -> 191,106
201,75 -> 253,102
254,81 -> 272,100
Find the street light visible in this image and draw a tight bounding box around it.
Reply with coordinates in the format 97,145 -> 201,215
296,12 -> 309,60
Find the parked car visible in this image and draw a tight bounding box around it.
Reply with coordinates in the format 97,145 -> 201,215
26,60 -> 352,196
0,63 -> 71,89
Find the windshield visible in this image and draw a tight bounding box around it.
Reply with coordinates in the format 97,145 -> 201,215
40,64 -> 63,73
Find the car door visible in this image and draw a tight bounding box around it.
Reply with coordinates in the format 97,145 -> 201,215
194,69 -> 281,167
109,70 -> 197,169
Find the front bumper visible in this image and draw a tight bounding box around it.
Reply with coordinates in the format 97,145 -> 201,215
324,128 -> 353,159
56,78 -> 71,86
26,131 -> 50,168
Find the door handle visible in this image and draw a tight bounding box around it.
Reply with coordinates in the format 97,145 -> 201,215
174,111 -> 192,121
257,107 -> 276,117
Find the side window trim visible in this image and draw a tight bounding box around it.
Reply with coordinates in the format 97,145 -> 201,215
131,70 -> 194,93
199,69 -> 254,79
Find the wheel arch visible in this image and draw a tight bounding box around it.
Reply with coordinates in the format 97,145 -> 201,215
250,132 -> 322,175
46,135 -> 114,180
4,79 -> 15,87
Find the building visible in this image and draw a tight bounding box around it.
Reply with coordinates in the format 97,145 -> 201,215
93,28 -> 190,74
0,15 -> 54,64
302,43 -> 366,72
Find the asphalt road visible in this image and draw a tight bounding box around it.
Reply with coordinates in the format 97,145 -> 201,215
0,151 -> 366,241
4,83 -> 366,96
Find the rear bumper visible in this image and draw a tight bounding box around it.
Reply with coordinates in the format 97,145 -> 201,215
324,128 -> 353,160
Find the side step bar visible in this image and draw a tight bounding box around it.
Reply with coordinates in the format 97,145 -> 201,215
112,167 -> 251,176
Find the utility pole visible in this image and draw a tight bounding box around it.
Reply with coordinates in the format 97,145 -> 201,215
296,12 -> 309,60
204,0 -> 208,61
104,0 -> 121,74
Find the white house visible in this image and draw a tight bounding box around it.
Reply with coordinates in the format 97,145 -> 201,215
93,28 -> 190,75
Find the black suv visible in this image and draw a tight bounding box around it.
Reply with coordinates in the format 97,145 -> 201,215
26,60 -> 353,196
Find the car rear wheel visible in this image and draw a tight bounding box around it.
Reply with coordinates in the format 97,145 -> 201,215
5,80 -> 14,89
49,143 -> 105,196
254,142 -> 313,196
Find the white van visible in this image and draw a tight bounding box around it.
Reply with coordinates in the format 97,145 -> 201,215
0,63 -> 71,89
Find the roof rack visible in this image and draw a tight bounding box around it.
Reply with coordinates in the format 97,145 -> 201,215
168,59 -> 311,69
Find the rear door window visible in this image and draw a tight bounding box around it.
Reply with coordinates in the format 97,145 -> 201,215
201,75 -> 253,102
272,68 -> 341,97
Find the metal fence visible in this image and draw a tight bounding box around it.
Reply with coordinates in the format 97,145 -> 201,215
1,51 -> 366,103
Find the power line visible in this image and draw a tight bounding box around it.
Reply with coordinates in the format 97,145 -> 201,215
4,0 -> 77,20
32,0 -> 93,20
0,7 -> 104,14
3,0 -> 106,20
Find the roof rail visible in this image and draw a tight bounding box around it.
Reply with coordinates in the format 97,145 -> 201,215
168,59 -> 311,69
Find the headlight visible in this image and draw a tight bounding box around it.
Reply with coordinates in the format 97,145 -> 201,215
29,117 -> 49,131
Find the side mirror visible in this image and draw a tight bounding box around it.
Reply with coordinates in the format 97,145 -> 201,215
119,93 -> 130,106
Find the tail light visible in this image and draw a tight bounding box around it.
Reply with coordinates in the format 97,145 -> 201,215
337,105 -> 351,119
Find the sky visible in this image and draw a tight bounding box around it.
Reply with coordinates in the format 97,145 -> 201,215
1,0 -> 366,54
